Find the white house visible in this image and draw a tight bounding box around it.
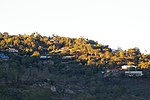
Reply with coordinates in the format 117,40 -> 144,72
125,71 -> 143,77
40,56 -> 52,60
8,48 -> 18,53
121,65 -> 137,70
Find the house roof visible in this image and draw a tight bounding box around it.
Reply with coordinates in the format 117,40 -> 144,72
0,53 -> 9,59
121,65 -> 138,69
125,71 -> 142,74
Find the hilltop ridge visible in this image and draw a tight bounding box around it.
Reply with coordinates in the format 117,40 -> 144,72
0,32 -> 150,69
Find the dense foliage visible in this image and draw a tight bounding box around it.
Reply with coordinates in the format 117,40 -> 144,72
0,32 -> 150,69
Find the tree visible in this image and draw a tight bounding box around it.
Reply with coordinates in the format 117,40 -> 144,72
31,51 -> 40,57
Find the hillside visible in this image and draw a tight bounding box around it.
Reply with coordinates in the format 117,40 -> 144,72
1,32 -> 150,68
1,32 -> 150,100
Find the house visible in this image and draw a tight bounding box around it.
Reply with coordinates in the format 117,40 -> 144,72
0,53 -> 9,60
59,47 -> 70,53
8,48 -> 18,53
121,65 -> 137,70
112,49 -> 120,53
106,68 -> 119,73
60,47 -> 68,50
62,55 -> 75,60
40,55 -> 52,60
125,71 -> 143,77
7,44 -> 13,47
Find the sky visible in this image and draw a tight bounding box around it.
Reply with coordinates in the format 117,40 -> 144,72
0,0 -> 150,53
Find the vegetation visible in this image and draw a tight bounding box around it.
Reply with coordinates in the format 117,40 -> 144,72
1,32 -> 150,99
1,32 -> 150,69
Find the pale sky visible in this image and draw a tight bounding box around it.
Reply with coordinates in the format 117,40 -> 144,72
0,0 -> 150,53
